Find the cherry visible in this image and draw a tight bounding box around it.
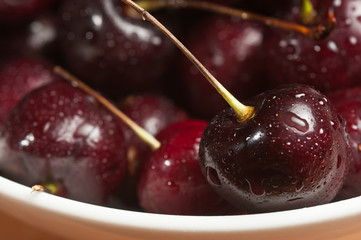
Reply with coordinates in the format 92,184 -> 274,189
264,0 -> 361,93
179,15 -> 267,119
328,87 -> 361,200
122,0 -> 351,212
199,84 -> 351,213
117,94 -> 188,207
137,120 -> 240,215
119,94 -> 188,174
0,58 -> 60,125
0,0 -> 351,215
0,80 -> 127,205
134,0 -> 335,119
53,66 -> 238,215
58,0 -> 175,98
0,0 -> 55,24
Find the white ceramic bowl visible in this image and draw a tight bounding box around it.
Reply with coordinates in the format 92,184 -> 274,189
1,175 -> 361,240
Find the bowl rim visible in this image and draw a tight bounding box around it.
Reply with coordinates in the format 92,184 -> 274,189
1,175 -> 360,233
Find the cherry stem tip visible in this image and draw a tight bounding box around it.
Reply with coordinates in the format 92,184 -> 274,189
53,66 -> 161,151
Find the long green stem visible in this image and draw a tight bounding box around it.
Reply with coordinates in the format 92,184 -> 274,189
122,0 -> 255,122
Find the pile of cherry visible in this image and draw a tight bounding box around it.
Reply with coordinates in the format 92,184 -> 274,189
0,0 -> 361,216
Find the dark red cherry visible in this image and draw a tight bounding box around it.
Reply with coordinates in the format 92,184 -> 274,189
199,84 -> 350,213
58,0 -> 175,98
264,0 -> 360,93
120,94 -> 189,137
120,94 -> 189,173
0,58 -> 60,125
138,120 -> 240,215
117,94 -> 188,207
0,0 -> 55,24
0,81 -> 127,205
328,87 -> 361,199
179,16 -> 267,119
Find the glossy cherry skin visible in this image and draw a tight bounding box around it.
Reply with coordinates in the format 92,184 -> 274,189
58,0 -> 175,98
179,16 -> 267,119
328,87 -> 361,199
0,58 -> 60,125
120,94 -> 189,173
0,81 -> 127,205
199,84 -> 350,213
138,120 -> 240,215
264,0 -> 360,93
117,94 -> 188,207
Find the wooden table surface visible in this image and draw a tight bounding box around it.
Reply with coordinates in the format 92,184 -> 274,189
0,209 -> 67,240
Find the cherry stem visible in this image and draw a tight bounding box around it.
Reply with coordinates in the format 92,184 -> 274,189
53,66 -> 161,151
122,0 -> 255,122
135,0 -> 336,40
43,183 -> 59,194
31,185 -> 45,193
301,0 -> 316,24
31,183 -> 59,194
